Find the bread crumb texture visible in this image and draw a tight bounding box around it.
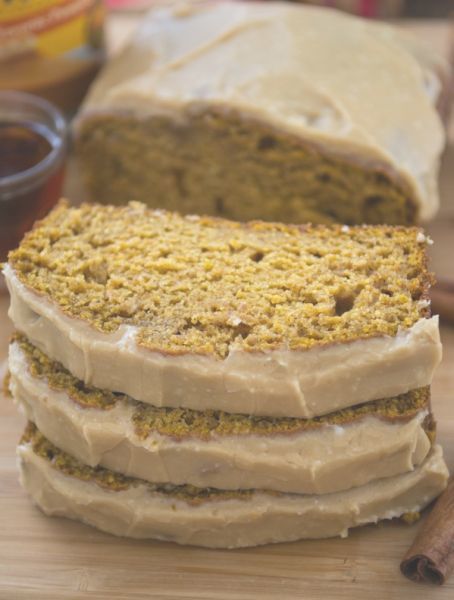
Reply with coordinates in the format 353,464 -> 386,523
76,111 -> 417,225
9,202 -> 432,358
16,334 -> 432,441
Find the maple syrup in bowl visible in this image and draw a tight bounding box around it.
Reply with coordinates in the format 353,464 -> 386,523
0,91 -> 67,266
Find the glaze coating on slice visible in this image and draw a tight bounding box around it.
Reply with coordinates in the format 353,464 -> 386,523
18,424 -> 449,548
10,338 -> 433,494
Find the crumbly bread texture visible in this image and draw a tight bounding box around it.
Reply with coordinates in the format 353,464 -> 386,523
9,202 -> 433,359
15,334 -> 435,442
77,111 -> 417,226
75,2 -> 446,225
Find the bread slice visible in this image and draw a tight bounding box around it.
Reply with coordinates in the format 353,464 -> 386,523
18,423 -> 448,548
10,335 -> 433,495
74,2 -> 445,224
5,201 -> 441,417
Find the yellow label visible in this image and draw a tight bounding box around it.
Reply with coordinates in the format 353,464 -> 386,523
0,0 -> 104,58
0,1 -> 63,22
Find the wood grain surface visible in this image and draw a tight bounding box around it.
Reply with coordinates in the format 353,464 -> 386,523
0,15 -> 453,600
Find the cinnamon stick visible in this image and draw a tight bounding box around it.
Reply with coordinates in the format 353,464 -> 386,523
401,478 -> 454,585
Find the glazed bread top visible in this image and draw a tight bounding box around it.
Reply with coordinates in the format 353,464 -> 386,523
78,1 -> 445,221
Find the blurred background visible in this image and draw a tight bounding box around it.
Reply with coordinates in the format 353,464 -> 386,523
104,0 -> 454,18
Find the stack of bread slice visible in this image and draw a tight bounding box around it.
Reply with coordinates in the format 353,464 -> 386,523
4,202 -> 449,548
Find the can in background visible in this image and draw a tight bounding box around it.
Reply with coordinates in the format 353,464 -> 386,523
0,0 -> 105,114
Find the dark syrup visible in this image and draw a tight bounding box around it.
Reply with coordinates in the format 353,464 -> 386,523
0,121 -> 64,260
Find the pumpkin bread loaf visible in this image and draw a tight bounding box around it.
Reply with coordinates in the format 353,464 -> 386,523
75,1 -> 446,224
